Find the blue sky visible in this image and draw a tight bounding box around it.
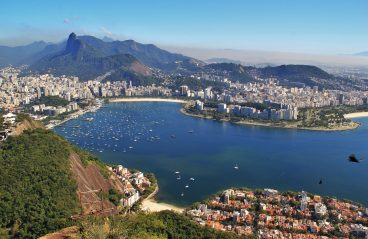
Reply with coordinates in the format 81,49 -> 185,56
1,0 -> 367,54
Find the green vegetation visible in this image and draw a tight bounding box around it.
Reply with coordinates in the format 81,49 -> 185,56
29,95 -> 69,107
105,68 -> 163,86
0,127 -> 253,239
205,63 -> 255,83
141,172 -> 158,198
107,188 -> 123,206
297,105 -> 368,128
0,112 -> 4,131
0,129 -> 80,238
79,210 -> 252,239
15,112 -> 32,123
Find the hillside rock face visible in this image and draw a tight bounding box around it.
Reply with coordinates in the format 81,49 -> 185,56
69,152 -> 116,215
65,32 -> 84,57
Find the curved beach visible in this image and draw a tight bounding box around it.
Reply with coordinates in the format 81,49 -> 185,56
141,199 -> 184,213
109,97 -> 187,103
141,186 -> 184,212
344,112 -> 368,119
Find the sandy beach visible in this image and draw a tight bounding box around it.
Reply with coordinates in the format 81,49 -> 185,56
344,112 -> 368,119
141,185 -> 184,213
141,199 -> 184,213
109,97 -> 186,103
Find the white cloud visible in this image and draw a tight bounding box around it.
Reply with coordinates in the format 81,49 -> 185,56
100,26 -> 113,36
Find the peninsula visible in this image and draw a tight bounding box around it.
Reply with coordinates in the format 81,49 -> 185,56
181,101 -> 362,132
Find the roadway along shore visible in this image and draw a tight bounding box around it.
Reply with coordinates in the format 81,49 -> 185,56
344,111 -> 368,119
45,103 -> 102,129
141,185 -> 184,213
109,97 -> 187,103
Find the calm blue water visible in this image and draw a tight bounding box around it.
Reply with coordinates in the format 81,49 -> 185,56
54,102 -> 368,207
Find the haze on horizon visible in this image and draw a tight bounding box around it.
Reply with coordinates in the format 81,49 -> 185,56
1,0 -> 367,67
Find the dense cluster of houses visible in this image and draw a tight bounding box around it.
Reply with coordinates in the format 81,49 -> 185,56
110,165 -> 152,207
0,112 -> 17,141
187,189 -> 368,238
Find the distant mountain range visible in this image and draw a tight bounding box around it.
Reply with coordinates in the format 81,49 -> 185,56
1,33 -> 203,83
205,62 -> 354,89
29,33 -> 154,82
0,33 -> 357,89
0,41 -> 51,66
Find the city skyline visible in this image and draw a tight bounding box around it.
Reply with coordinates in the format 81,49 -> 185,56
1,0 -> 367,55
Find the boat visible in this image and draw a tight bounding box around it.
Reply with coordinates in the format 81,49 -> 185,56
188,130 -> 194,133
175,171 -> 180,174
84,117 -> 94,122
234,164 -> 239,170
177,175 -> 181,180
185,185 -> 189,188
189,177 -> 195,181
181,192 -> 184,197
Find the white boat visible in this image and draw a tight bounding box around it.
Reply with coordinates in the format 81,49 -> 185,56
175,171 -> 180,174
234,164 -> 239,170
185,185 -> 189,188
190,177 -> 195,181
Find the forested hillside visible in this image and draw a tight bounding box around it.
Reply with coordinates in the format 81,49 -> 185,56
0,129 -> 80,238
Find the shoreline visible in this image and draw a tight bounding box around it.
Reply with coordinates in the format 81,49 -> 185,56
180,108 -> 360,132
344,111 -> 368,119
45,102 -> 102,129
141,185 -> 184,213
109,97 -> 187,103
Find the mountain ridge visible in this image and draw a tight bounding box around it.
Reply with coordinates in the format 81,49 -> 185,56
29,33 -> 153,82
